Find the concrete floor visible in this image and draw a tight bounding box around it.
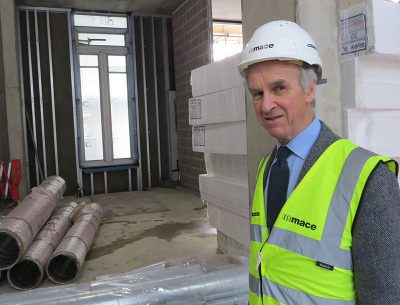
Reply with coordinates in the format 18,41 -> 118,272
0,186 -> 219,294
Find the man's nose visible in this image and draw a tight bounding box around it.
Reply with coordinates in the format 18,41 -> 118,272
260,92 -> 276,113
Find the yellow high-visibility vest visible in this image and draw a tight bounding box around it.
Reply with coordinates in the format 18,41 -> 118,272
249,139 -> 398,305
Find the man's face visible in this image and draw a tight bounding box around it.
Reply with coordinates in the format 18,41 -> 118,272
247,60 -> 316,144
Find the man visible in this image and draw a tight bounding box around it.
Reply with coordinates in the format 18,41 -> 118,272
237,20 -> 400,305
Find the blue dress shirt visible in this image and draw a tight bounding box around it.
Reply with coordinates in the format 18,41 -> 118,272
265,118 -> 321,200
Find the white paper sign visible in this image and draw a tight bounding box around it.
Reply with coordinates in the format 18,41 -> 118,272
193,126 -> 205,146
189,98 -> 202,119
340,14 -> 367,55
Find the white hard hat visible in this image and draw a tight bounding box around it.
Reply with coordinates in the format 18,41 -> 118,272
238,20 -> 323,80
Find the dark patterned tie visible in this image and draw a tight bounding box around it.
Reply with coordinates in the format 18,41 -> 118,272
267,146 -> 291,232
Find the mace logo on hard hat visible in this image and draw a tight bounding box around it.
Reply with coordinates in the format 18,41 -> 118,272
249,43 -> 274,54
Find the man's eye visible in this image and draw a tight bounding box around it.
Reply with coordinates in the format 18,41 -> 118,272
252,91 -> 263,100
272,85 -> 287,94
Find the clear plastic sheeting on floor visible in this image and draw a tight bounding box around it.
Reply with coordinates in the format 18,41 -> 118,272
1,255 -> 249,305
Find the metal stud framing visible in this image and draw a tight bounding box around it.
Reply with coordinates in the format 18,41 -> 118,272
140,16 -> 151,189
34,11 -> 48,178
151,17 -> 162,181
46,11 -> 59,176
16,11 -> 31,189
131,15 -> 143,191
26,11 -> 41,185
17,8 -> 172,194
67,10 -> 83,192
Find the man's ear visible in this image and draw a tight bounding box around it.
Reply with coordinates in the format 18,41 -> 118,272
306,79 -> 317,104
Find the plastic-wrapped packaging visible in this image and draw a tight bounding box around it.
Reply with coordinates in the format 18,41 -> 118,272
46,203 -> 104,284
1,255 -> 249,305
0,176 -> 66,270
7,201 -> 80,289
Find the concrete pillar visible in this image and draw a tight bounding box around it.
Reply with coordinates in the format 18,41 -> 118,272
297,0 -> 343,136
241,0 -> 296,202
0,0 -> 28,197
242,0 -> 296,43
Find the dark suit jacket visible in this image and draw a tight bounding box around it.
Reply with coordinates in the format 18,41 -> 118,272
263,121 -> 400,305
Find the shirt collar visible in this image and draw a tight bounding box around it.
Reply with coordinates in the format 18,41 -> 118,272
277,118 -> 321,160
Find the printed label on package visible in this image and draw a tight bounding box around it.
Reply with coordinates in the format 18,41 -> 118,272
340,14 -> 366,55
193,126 -> 205,146
189,98 -> 202,119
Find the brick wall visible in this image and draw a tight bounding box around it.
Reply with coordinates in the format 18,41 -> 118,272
172,0 -> 212,191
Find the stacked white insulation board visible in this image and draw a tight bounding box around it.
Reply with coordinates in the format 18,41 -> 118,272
190,53 -> 250,249
340,0 -> 400,183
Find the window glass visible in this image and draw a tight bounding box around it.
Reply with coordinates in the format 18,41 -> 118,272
108,56 -> 131,159
78,33 -> 125,46
74,14 -> 127,29
79,55 -> 103,161
213,22 -> 243,61
74,13 -> 135,167
108,55 -> 127,72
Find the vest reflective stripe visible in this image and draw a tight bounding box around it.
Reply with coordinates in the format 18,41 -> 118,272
251,224 -> 264,242
267,147 -> 374,271
249,273 -> 261,295
249,274 -> 355,305
321,146 -> 375,247
249,139 -> 399,305
256,156 -> 269,181
268,227 -> 352,270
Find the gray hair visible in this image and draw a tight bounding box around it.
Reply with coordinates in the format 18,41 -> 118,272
298,67 -> 318,107
243,63 -> 318,106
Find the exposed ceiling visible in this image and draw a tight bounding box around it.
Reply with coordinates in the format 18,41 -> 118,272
16,0 -> 186,15
16,0 -> 242,21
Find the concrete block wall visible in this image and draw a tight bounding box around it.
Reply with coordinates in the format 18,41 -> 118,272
172,0 -> 212,191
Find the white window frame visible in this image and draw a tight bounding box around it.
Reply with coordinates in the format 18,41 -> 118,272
73,12 -> 138,168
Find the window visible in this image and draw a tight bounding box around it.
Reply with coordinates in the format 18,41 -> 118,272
213,22 -> 243,61
73,13 -> 137,168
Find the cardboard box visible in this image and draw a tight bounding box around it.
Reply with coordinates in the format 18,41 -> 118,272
341,54 -> 400,109
346,109 -> 400,157
188,86 -> 246,125
191,53 -> 243,96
